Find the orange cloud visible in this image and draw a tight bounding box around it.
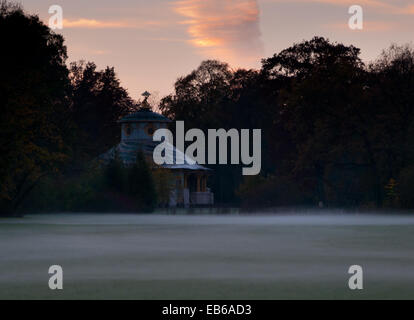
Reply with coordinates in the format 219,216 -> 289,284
62,18 -> 163,29
174,0 -> 264,67
396,4 -> 414,15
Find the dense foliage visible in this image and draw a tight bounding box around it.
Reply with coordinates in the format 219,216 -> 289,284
0,2 -> 71,214
1,1 -> 413,214
24,153 -> 159,213
161,39 -> 414,210
0,2 -> 151,215
69,61 -> 136,162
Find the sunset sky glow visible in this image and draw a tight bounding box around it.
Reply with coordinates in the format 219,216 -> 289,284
22,0 -> 414,99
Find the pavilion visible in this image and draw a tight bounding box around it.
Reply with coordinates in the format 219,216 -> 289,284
99,92 -> 214,207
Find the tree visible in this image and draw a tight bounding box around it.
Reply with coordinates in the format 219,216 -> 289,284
105,152 -> 125,192
159,60 -> 268,204
160,60 -> 233,130
369,44 -> 414,208
153,168 -> 174,207
0,1 -> 71,215
69,61 -> 136,161
261,37 -> 385,207
127,151 -> 157,211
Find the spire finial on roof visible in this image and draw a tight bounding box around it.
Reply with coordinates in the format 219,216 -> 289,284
141,91 -> 151,110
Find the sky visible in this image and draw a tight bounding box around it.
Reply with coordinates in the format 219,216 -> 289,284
21,0 -> 414,100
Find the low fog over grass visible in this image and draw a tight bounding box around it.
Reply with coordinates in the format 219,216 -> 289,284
1,211 -> 414,299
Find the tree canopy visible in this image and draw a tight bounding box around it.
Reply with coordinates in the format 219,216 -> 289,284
160,37 -> 414,209
0,1 -> 71,214
1,0 -> 413,214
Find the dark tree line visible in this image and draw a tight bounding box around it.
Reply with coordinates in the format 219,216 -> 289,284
160,38 -> 414,209
0,2 -> 70,214
69,61 -> 136,162
1,1 -> 413,214
0,2 -> 141,214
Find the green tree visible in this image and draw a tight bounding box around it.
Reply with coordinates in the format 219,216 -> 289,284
0,1 -> 71,215
69,61 -> 136,161
261,37 -> 381,207
369,44 -> 414,204
160,60 -> 233,130
153,168 -> 174,207
159,60 -> 265,204
105,152 -> 125,192
127,151 -> 157,211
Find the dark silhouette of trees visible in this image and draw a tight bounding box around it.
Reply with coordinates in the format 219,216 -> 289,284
368,44 -> 414,207
160,60 -> 233,130
0,1 -> 137,215
69,61 -> 136,162
160,37 -> 414,209
0,1 -> 71,215
127,151 -> 157,211
262,37 -> 377,207
1,0 -> 413,213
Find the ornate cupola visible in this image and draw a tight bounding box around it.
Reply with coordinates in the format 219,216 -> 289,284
118,91 -> 171,144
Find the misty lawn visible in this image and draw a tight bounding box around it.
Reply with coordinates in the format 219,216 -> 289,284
0,213 -> 414,299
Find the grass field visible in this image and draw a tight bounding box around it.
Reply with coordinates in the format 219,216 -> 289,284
1,212 -> 414,299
